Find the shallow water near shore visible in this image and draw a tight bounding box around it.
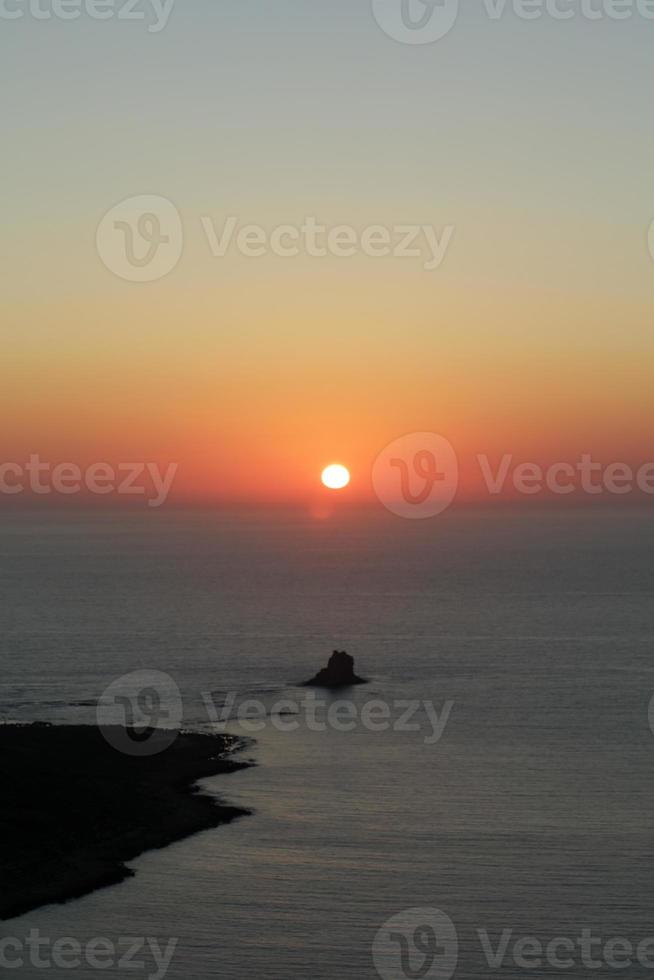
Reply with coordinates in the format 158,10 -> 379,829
2,505 -> 654,978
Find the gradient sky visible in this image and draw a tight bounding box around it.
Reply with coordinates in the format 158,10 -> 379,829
2,1 -> 654,504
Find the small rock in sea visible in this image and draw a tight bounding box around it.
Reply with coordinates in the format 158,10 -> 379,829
303,650 -> 366,688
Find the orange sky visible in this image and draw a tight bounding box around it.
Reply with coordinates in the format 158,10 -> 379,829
4,278 -> 654,506
4,10 -> 654,508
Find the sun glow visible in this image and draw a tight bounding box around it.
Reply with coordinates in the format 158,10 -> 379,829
321,464 -> 350,490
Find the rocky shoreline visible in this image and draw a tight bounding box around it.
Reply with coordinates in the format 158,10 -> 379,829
0,723 -> 251,921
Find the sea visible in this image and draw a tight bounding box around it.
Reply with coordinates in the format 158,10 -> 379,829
1,504 -> 654,979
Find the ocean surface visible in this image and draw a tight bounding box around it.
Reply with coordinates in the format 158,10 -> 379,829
2,505 -> 654,979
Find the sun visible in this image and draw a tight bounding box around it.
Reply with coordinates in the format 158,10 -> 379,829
321,464 -> 350,490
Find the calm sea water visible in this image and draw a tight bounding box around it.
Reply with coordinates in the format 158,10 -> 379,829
2,505 -> 654,979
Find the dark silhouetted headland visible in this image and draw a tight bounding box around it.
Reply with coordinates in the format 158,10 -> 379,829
0,723 -> 251,921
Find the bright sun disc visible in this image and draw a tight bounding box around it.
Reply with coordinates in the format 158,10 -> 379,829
321,464 -> 350,490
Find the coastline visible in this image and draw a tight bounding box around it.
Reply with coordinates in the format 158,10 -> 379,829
0,723 -> 252,922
